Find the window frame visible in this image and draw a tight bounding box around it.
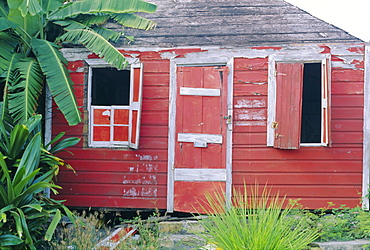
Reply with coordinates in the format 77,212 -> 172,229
86,59 -> 143,149
267,54 -> 331,148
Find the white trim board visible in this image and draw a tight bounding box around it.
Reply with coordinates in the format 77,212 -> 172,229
174,169 -> 227,181
363,45 -> 370,210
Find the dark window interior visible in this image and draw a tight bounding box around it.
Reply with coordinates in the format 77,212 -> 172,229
301,63 -> 321,143
91,68 -> 130,106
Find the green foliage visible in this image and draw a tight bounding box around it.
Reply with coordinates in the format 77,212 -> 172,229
313,204 -> 370,241
195,185 -> 319,250
0,115 -> 80,249
51,211 -> 110,249
118,212 -> 161,250
0,0 -> 157,125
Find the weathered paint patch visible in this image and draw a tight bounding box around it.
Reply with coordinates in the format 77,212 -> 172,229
235,110 -> 266,121
234,99 -> 266,108
319,45 -> 331,54
128,163 -> 159,172
122,175 -> 157,185
135,154 -> 159,161
122,187 -> 158,197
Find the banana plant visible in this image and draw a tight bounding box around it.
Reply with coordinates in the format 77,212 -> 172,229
0,0 -> 156,126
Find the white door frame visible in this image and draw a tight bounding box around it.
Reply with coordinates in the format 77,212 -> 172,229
167,57 -> 234,212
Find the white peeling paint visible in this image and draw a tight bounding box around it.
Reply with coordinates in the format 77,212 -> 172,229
122,187 -> 158,197
122,175 -> 158,185
234,99 -> 266,108
160,51 -> 177,59
236,110 -> 266,121
135,154 -> 159,161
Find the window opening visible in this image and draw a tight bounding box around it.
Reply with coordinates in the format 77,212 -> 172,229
301,63 -> 321,143
88,62 -> 143,149
92,68 -> 130,106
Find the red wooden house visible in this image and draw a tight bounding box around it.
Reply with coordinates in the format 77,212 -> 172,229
53,0 -> 370,213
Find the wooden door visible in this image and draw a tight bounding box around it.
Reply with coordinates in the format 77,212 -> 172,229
173,66 -> 228,213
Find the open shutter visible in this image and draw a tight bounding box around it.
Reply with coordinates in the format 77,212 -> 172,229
322,58 -> 330,146
129,63 -> 143,149
274,62 -> 304,149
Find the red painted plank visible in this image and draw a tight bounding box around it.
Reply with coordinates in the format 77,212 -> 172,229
54,195 -> 166,209
232,173 -> 361,185
234,70 -> 268,83
60,183 -> 167,197
139,125 -> 168,137
332,120 -> 363,132
52,123 -> 83,136
232,160 -> 362,173
143,60 -> 170,73
233,148 -> 362,160
64,160 -> 167,172
234,58 -> 268,71
233,185 -> 361,198
332,69 -> 364,82
143,73 -> 169,86
233,83 -> 268,96
331,107 -> 363,119
331,82 -> 364,95
72,84 -> 84,99
57,171 -> 167,185
142,99 -> 169,111
141,111 -> 168,126
233,132 -> 267,145
142,86 -> 169,99
331,132 -> 363,144
56,148 -> 167,161
139,137 -> 168,149
331,94 -> 364,107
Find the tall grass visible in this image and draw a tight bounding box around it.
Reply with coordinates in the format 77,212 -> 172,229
196,185 -> 318,250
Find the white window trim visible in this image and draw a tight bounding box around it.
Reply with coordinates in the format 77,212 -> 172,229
86,58 -> 142,148
267,53 -> 331,147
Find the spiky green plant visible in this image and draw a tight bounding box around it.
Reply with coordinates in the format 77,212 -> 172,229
196,185 -> 319,250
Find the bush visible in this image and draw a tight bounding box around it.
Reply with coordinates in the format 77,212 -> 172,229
195,185 -> 319,250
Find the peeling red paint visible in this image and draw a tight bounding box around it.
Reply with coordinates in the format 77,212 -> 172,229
67,60 -> 85,71
160,48 -> 208,58
319,45 -> 331,54
251,46 -> 282,50
347,47 -> 365,54
354,60 -> 365,69
331,56 -> 344,62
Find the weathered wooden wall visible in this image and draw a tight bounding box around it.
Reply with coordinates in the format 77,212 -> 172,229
53,53 -> 170,209
53,43 -> 365,210
232,45 -> 364,208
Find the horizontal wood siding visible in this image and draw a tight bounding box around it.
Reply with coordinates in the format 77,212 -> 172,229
232,50 -> 364,208
52,58 -> 169,210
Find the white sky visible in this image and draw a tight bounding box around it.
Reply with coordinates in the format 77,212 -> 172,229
285,0 -> 370,42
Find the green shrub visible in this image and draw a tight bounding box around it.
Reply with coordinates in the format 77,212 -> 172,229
0,115 -> 79,249
195,185 -> 319,250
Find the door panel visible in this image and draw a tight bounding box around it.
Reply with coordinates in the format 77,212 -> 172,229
173,66 -> 228,213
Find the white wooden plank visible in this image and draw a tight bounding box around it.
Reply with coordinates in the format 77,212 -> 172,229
178,133 -> 223,144
174,168 -> 226,181
180,87 -> 220,96
166,60 -> 177,212
363,45 -> 370,210
226,58 -> 234,208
